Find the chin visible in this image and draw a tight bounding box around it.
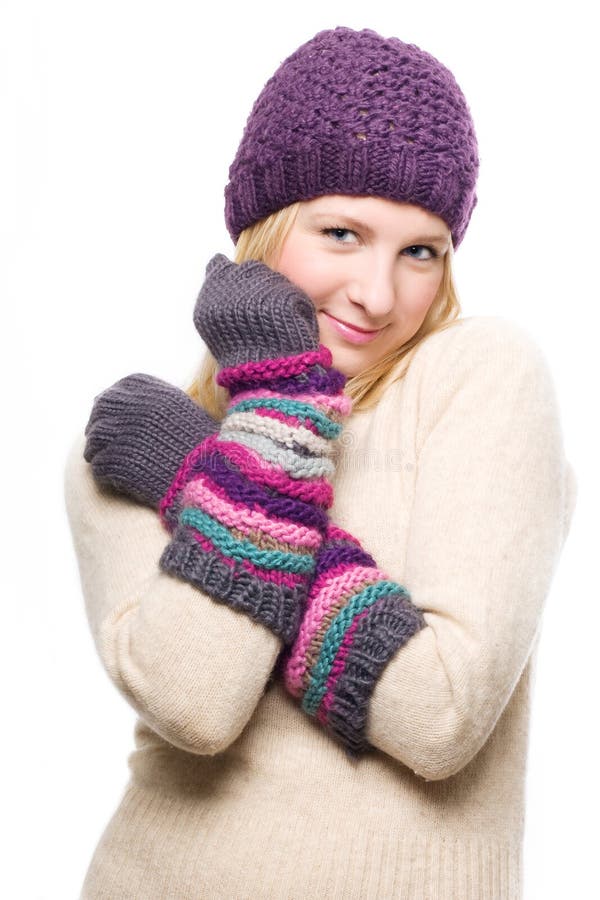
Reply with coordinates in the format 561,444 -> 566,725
327,348 -> 363,379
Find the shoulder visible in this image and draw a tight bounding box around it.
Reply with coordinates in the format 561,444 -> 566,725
64,431 -> 86,491
63,430 -> 118,529
63,431 -> 95,529
401,316 -> 561,447
412,315 -> 550,373
408,315 -> 556,400
64,431 -> 89,494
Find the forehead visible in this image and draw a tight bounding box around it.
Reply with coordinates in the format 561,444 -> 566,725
298,194 -> 450,236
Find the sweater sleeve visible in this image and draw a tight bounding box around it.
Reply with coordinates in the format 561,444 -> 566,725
63,432 -> 281,756
365,318 -> 577,780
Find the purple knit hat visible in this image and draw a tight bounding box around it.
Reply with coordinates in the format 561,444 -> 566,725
224,27 -> 479,250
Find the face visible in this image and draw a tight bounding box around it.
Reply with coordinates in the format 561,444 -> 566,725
275,195 -> 451,377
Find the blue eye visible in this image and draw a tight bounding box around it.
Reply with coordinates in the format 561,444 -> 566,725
322,227 -> 357,243
404,245 -> 437,260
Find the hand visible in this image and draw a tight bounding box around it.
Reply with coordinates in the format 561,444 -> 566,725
159,323 -> 352,645
279,522 -> 427,757
193,253 -> 321,369
83,373 -> 219,513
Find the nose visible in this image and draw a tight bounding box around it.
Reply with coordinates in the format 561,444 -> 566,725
346,255 -> 397,322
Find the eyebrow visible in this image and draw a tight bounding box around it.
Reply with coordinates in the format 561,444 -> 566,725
310,212 -> 450,246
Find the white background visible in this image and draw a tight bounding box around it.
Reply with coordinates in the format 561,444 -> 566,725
2,1 -> 598,897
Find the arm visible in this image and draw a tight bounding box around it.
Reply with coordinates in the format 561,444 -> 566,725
64,431 -> 282,756
282,318 -> 577,778
66,255 -> 351,756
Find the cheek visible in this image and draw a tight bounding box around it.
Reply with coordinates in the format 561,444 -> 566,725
403,271 -> 443,317
276,242 -> 337,307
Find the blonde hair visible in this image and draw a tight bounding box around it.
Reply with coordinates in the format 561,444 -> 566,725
184,201 -> 461,419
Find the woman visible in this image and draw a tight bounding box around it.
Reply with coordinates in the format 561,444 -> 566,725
64,26 -> 577,899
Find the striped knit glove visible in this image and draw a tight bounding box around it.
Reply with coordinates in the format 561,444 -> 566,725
280,523 -> 428,758
158,254 -> 352,646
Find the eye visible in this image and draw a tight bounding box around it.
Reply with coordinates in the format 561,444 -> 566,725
321,227 -> 359,244
403,245 -> 437,260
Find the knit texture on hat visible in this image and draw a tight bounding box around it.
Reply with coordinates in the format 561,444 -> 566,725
225,27 -> 479,249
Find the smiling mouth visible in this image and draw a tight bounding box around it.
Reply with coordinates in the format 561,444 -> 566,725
323,312 -> 383,334
320,311 -> 387,345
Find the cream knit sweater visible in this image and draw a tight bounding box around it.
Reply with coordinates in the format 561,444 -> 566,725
64,315 -> 577,899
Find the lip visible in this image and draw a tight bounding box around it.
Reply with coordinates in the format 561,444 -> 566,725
321,311 -> 385,344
